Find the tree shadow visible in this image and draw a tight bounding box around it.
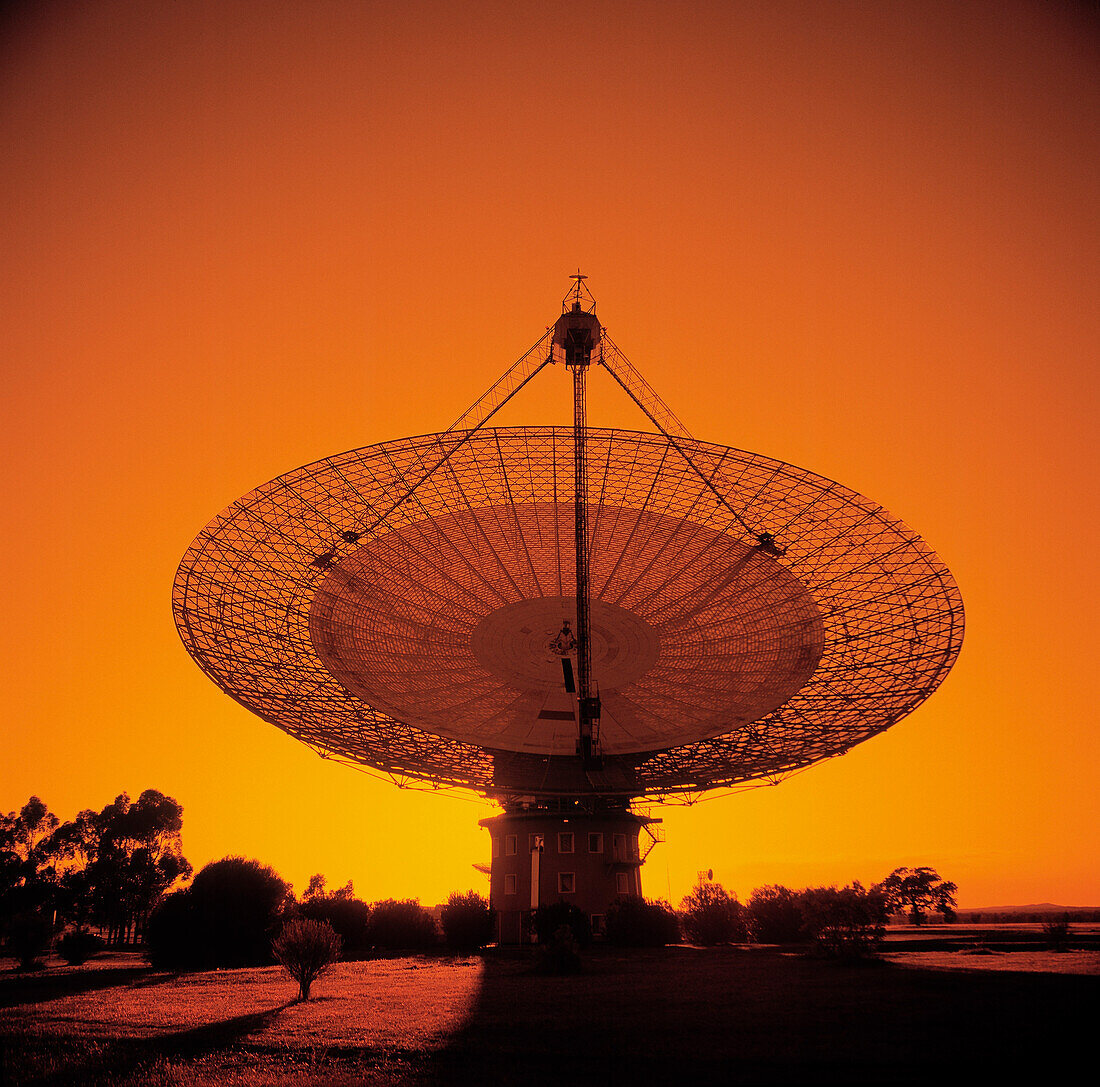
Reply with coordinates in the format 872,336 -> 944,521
2,999 -> 295,1085
141,998 -> 297,1058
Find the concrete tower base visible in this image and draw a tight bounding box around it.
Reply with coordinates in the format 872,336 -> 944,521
480,804 -> 661,944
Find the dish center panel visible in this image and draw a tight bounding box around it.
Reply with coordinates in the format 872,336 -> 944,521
469,596 -> 658,690
308,502 -> 825,756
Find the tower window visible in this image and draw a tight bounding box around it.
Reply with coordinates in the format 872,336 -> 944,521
558,872 -> 575,894
558,832 -> 574,853
505,834 -> 517,856
588,832 -> 603,853
616,872 -> 630,895
505,874 -> 517,895
612,833 -> 627,860
491,836 -> 500,858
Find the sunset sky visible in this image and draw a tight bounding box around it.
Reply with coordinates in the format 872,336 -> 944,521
2,1 -> 1097,909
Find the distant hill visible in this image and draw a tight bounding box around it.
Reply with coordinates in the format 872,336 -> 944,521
956,903 -> 1100,922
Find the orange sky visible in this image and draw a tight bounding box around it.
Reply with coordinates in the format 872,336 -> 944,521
2,0 -> 1097,908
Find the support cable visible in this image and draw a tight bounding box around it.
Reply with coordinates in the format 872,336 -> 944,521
599,336 -> 759,540
351,331 -> 553,543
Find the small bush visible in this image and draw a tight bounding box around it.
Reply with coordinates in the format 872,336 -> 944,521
679,880 -> 747,946
367,899 -> 439,951
8,912 -> 54,971
746,885 -> 805,944
800,882 -> 886,960
605,896 -> 680,947
440,890 -> 494,952
535,924 -> 581,974
533,900 -> 591,949
273,918 -> 341,1000
56,928 -> 104,966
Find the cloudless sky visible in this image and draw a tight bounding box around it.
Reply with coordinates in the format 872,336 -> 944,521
2,0 -> 1097,908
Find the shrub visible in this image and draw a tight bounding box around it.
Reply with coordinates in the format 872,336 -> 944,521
605,896 -> 680,947
800,882 -> 887,960
746,885 -> 805,944
1044,915 -> 1071,952
367,899 -> 439,951
273,918 -> 341,1000
533,900 -> 591,949
679,880 -> 747,946
146,889 -> 196,969
56,927 -> 104,966
440,890 -> 494,952
145,857 -> 291,970
8,912 -> 54,971
190,857 -> 292,967
535,924 -> 581,975
300,894 -> 372,960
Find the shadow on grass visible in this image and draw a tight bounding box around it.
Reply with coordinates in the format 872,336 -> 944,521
424,945 -> 1096,1085
0,966 -> 155,1010
152,999 -> 298,1058
1,999 -> 295,1085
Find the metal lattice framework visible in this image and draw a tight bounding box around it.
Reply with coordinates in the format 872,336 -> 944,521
174,423 -> 964,800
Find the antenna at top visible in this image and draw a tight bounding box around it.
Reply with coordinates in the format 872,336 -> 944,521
563,269 -> 598,315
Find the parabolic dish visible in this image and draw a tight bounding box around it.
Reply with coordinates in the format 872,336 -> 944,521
173,426 -> 963,798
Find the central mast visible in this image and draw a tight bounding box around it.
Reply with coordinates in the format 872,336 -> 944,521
553,273 -> 603,766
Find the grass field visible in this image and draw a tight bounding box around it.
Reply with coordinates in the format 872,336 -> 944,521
1,944 -> 1096,1085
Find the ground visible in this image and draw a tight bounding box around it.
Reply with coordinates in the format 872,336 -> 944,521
1,936 -> 1096,1085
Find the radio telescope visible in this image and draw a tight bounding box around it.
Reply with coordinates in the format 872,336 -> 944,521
174,277 -> 963,941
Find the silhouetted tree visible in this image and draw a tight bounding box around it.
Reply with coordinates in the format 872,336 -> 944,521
679,877 -> 747,945
604,896 -> 680,946
302,873 -> 354,902
146,856 -> 291,970
367,898 -> 439,951
746,885 -> 805,944
2,791 -> 191,952
877,867 -> 957,925
800,882 -> 887,959
35,791 -> 191,945
83,791 -> 191,944
299,875 -> 372,960
440,890 -> 494,952
7,911 -> 55,970
273,918 -> 341,1000
45,808 -> 100,926
0,797 -> 60,936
